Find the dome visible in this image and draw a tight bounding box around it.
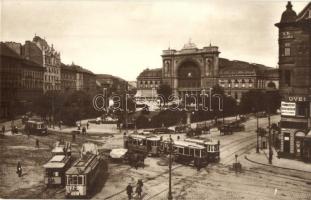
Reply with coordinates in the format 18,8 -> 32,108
280,1 -> 297,23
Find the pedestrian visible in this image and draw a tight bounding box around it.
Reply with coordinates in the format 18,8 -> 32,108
72,132 -> 76,142
177,135 -> 180,140
58,121 -> 62,130
36,139 -> 39,148
2,125 -> 5,135
135,183 -> 142,199
86,121 -> 89,129
126,183 -> 133,199
82,127 -> 86,136
137,179 -> 143,189
77,123 -> 81,130
16,161 -> 22,177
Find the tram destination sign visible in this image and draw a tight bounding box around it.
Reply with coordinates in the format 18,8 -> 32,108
281,101 -> 296,116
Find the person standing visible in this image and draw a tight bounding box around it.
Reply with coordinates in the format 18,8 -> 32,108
36,139 -> 39,148
86,121 -> 89,129
16,162 -> 22,177
135,183 -> 142,199
126,183 -> 133,199
82,127 -> 86,136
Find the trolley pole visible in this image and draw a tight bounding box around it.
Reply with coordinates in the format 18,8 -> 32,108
168,136 -> 173,200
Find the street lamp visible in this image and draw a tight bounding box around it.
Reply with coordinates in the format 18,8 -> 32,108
168,135 -> 173,200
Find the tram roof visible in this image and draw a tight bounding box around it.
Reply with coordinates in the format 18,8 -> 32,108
129,134 -> 160,140
66,154 -> 101,175
184,138 -> 218,145
173,140 -> 205,149
43,155 -> 69,169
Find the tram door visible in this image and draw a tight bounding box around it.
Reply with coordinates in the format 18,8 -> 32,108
283,132 -> 290,154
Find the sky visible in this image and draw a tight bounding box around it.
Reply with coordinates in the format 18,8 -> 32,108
0,0 -> 309,81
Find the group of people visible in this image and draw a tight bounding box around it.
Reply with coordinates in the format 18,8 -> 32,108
126,179 -> 143,199
77,121 -> 89,135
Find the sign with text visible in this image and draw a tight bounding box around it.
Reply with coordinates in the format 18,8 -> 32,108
286,96 -> 309,102
281,101 -> 296,116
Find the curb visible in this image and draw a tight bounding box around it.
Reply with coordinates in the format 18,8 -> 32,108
244,155 -> 311,174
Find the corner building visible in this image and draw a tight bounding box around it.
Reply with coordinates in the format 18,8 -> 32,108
276,2 -> 311,161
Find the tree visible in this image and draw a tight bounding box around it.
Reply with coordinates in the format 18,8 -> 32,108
157,84 -> 172,106
240,89 -> 281,114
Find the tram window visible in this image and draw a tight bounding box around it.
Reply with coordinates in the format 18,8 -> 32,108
190,149 -> 194,156
68,176 -> 73,185
184,147 -> 189,155
54,171 -> 59,177
179,148 -> 183,154
195,149 -> 200,156
72,176 -> 78,184
78,176 -> 83,185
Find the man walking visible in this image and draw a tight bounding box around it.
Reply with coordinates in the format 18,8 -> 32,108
126,183 -> 133,199
16,162 -> 22,177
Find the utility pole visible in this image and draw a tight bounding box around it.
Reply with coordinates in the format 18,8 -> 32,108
266,91 -> 272,164
222,96 -> 225,125
268,109 -> 272,164
168,135 -> 173,200
256,110 -> 259,153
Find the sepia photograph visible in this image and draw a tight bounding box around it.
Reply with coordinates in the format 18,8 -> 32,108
0,0 -> 311,199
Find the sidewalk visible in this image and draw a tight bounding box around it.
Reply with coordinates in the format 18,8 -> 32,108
246,148 -> 311,173
47,122 -> 120,135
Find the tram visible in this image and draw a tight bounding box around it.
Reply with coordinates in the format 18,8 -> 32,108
184,138 -> 220,162
43,141 -> 72,187
124,134 -> 161,156
24,120 -> 47,135
65,143 -> 107,198
43,155 -> 72,187
173,140 -> 208,168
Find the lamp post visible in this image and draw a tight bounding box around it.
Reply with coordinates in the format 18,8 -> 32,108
168,135 -> 173,200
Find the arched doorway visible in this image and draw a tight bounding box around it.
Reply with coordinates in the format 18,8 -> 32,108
177,61 -> 201,88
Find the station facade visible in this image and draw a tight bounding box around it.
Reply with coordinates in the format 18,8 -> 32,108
136,41 -> 278,102
276,2 -> 311,161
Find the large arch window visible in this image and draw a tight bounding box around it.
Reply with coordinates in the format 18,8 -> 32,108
177,61 -> 201,88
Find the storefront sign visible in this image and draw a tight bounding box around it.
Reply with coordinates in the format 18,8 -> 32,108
281,101 -> 296,116
287,96 -> 309,102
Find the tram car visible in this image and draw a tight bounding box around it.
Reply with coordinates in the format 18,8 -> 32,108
173,140 -> 208,168
24,120 -> 47,135
184,138 -> 220,162
43,140 -> 72,187
65,143 -> 107,198
124,134 -> 161,156
43,154 -> 72,187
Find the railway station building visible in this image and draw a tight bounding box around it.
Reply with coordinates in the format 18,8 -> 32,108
136,41 -> 279,103
276,2 -> 311,162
